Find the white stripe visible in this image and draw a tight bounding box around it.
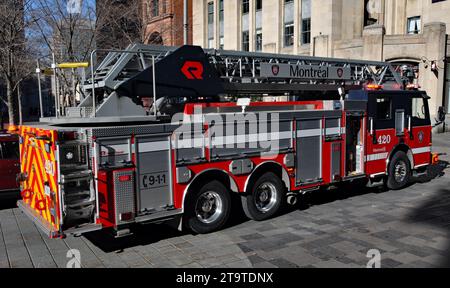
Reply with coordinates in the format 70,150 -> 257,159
138,141 -> 170,152
412,146 -> 431,155
366,152 -> 388,162
297,129 -> 322,138
210,131 -> 292,146
325,127 -> 341,135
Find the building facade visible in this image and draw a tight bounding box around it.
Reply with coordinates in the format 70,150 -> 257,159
142,0 -> 193,45
193,0 -> 450,128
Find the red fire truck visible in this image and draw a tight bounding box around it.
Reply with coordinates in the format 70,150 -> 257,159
17,45 -> 439,238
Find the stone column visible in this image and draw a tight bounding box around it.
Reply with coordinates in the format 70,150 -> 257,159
419,22 -> 446,126
192,0 -> 205,47
362,24 -> 385,61
223,0 -> 239,50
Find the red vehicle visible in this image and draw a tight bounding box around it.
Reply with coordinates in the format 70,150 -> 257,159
0,132 -> 20,198
16,45 -> 440,238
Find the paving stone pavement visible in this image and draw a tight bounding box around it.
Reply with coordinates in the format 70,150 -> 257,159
1,133 -> 450,268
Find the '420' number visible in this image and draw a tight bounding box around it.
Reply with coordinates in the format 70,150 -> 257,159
377,135 -> 391,145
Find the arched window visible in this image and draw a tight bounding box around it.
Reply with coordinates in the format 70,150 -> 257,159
148,31 -> 163,45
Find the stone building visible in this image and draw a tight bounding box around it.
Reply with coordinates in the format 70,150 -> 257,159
143,0 -> 193,45
193,0 -> 450,126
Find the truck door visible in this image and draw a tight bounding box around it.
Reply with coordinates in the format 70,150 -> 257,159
0,139 -> 20,191
406,94 -> 432,169
366,92 -> 411,176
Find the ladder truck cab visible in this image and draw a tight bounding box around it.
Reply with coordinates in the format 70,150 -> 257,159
17,44 -> 436,238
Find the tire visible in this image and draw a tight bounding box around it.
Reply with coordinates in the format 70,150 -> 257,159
386,151 -> 411,190
184,180 -> 231,234
241,172 -> 284,221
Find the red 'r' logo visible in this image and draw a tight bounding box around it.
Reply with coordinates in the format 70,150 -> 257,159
181,61 -> 204,80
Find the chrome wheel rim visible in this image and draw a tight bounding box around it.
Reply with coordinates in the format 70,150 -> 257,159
394,160 -> 407,183
254,182 -> 278,213
195,191 -> 223,224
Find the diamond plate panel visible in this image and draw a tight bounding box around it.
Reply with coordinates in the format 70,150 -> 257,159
113,170 -> 136,224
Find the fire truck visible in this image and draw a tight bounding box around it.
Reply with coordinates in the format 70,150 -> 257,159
17,44 -> 438,238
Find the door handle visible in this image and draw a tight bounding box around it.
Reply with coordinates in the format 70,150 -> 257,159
408,116 -> 413,140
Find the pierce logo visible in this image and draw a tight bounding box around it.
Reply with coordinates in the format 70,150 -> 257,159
272,65 -> 280,76
337,68 -> 343,78
181,61 -> 204,80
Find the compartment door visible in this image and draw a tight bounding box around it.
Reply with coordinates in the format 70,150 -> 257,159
296,119 -> 322,184
135,135 -> 173,213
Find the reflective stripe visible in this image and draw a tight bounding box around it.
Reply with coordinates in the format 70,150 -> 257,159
366,152 -> 388,162
211,131 -> 292,146
138,141 -> 170,152
297,129 -> 322,138
325,127 -> 341,135
412,146 -> 431,155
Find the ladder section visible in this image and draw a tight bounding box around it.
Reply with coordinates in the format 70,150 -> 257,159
83,43 -> 176,92
205,49 -> 403,87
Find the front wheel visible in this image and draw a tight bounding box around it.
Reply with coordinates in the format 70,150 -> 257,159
184,181 -> 231,234
386,151 -> 411,190
241,172 -> 284,221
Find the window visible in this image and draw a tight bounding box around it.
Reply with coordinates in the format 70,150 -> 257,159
0,141 -> 19,159
256,0 -> 262,11
242,31 -> 249,51
207,2 -> 214,48
301,18 -> 311,44
256,29 -> 262,51
376,97 -> 392,120
412,97 -> 427,120
219,36 -> 224,49
364,0 -> 377,26
242,0 -> 249,14
219,0 -> 224,48
151,0 -> 159,17
284,0 -> 294,47
162,0 -> 167,14
208,2 -> 214,24
301,0 -> 311,45
284,23 -> 294,47
407,16 -> 421,34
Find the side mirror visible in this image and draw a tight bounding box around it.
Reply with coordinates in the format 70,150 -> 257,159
438,106 -> 446,122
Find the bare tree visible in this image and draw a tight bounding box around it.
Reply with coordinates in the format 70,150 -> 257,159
28,0 -> 99,108
0,0 -> 35,126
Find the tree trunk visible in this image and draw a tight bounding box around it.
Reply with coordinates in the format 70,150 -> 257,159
6,78 -> 18,126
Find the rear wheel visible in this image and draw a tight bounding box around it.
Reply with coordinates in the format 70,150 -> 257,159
386,151 -> 411,190
184,181 -> 231,234
241,172 -> 284,221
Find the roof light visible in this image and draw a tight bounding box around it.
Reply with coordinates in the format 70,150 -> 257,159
366,84 -> 383,90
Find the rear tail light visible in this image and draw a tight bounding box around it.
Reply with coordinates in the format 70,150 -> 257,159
119,175 -> 132,182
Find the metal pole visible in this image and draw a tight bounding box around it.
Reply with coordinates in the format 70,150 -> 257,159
90,50 -> 96,118
152,55 -> 157,116
36,60 -> 44,118
52,53 -> 59,118
71,67 -> 76,107
183,0 -> 188,45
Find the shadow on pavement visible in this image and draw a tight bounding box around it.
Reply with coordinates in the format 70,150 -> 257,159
85,161 -> 448,254
405,160 -> 450,268
0,194 -> 19,210
84,193 -> 248,253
